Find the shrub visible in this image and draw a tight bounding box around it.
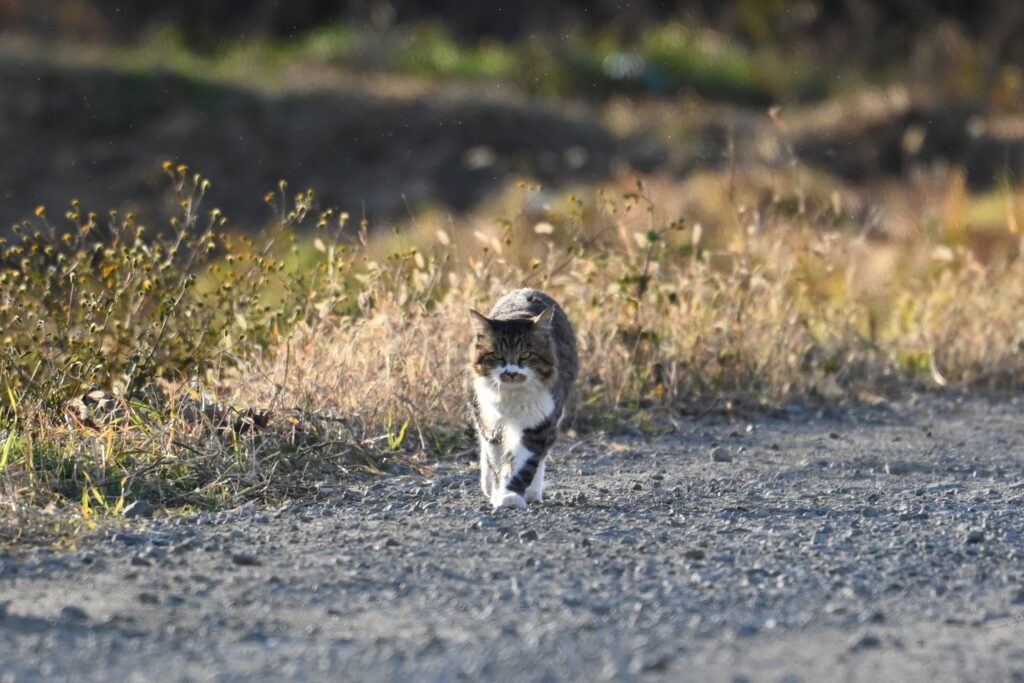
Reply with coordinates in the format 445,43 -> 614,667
3,166 -> 1024,529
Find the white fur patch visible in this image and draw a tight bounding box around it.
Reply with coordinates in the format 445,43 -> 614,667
493,490 -> 526,509
525,460 -> 545,503
478,442 -> 497,497
497,442 -> 533,483
474,367 -> 556,507
472,372 -> 555,431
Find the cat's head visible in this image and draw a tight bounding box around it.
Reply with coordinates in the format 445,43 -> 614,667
469,307 -> 556,388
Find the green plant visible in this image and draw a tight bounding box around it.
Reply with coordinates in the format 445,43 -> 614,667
4,162 -> 1024,537
0,164 -> 309,410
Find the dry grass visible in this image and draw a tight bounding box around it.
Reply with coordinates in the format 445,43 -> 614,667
3,163 -> 1024,532
236,171 -> 1024,428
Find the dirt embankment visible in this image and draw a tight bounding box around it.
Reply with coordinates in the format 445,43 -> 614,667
0,57 -> 626,231
4,51 -> 1024,236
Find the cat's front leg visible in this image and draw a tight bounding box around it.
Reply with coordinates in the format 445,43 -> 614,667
490,447 -> 527,509
480,455 -> 492,498
492,444 -> 539,509
524,459 -> 545,503
506,415 -> 556,506
478,438 -> 499,498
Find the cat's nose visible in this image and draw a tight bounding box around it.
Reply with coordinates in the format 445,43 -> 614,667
500,371 -> 526,383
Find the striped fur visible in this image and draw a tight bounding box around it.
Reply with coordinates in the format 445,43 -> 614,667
467,289 -> 578,509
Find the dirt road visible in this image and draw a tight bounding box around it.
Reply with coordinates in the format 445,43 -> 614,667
2,395 -> 1023,682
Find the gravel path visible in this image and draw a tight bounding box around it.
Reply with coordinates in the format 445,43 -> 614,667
2,395 -> 1023,682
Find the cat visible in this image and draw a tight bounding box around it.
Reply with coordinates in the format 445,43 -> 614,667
468,288 -> 578,509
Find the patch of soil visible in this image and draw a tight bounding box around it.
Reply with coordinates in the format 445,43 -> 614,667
0,56 -> 631,231
1,395 -> 1023,681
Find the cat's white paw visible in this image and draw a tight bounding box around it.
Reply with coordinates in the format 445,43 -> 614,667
493,491 -> 527,509
524,487 -> 543,504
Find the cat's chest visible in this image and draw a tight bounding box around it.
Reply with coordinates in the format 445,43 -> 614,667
473,378 -> 554,431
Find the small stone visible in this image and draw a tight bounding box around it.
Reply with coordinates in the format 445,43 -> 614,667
60,606 -> 88,621
122,501 -> 156,519
734,623 -> 759,637
885,461 -> 910,475
863,610 -> 886,624
849,633 -> 882,651
684,549 -> 706,560
965,530 -> 985,544
130,556 -> 151,567
138,593 -> 160,605
639,654 -> 673,672
372,537 -> 402,550
711,447 -> 733,463
519,529 -> 539,542
231,553 -> 262,566
170,540 -> 197,555
114,533 -> 149,546
633,482 -> 643,490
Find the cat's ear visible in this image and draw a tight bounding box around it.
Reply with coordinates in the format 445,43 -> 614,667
532,305 -> 556,331
469,309 -> 492,335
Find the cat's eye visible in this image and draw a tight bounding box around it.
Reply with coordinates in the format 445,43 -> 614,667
519,352 -> 534,362
483,353 -> 505,364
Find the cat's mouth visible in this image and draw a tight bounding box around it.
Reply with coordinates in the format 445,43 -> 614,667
499,371 -> 527,384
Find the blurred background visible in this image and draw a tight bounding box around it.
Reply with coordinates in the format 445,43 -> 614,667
2,0 -> 1024,243
5,2 -> 1024,516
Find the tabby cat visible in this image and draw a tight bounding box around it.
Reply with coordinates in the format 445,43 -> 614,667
468,289 -> 578,509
